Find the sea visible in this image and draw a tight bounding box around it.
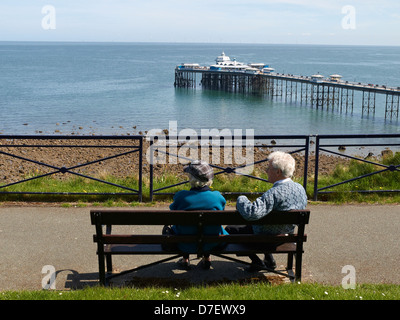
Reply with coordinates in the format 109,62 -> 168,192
1,42 -> 399,141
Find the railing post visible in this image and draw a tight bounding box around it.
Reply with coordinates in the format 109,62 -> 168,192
149,139 -> 154,202
313,136 -> 320,201
303,136 -> 310,193
138,136 -> 143,202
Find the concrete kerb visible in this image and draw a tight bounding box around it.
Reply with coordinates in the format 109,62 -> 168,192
0,203 -> 399,291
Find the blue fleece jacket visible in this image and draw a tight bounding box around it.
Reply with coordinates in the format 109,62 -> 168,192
169,186 -> 228,253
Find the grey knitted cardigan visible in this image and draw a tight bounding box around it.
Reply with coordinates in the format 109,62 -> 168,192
236,179 -> 307,235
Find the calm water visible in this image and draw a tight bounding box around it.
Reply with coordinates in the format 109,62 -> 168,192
1,42 -> 399,136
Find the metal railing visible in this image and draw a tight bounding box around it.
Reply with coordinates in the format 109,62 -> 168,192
148,135 -> 310,201
313,134 -> 400,200
0,135 -> 143,201
1,134 -> 399,202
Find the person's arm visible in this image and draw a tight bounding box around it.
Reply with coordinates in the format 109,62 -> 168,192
236,190 -> 275,221
169,191 -> 182,210
219,192 -> 227,210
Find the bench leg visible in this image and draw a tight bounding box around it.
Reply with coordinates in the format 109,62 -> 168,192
106,254 -> 113,273
286,253 -> 295,282
295,252 -> 302,282
98,253 -> 106,286
287,253 -> 294,271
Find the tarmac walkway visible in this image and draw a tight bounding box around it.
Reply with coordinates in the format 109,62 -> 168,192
0,203 -> 399,291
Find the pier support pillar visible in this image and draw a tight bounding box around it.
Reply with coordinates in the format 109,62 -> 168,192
327,86 -> 340,109
362,90 -> 376,115
300,82 -> 311,105
174,70 -> 196,88
385,93 -> 400,119
340,88 -> 354,113
273,79 -> 283,98
311,84 -> 325,108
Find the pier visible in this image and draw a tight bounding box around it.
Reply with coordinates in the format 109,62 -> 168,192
174,54 -> 400,119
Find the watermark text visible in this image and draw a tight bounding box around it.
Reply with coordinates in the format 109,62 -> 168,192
146,121 -> 254,174
342,5 -> 356,30
341,265 -> 356,289
41,265 -> 56,289
42,5 -> 56,30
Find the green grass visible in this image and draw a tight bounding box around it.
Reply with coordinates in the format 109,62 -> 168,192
0,174 -> 142,203
314,152 -> 400,203
1,283 -> 399,300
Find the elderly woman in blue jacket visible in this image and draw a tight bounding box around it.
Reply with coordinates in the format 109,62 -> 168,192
169,160 -> 227,270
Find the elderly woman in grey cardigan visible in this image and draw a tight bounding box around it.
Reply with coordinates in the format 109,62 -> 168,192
226,151 -> 307,272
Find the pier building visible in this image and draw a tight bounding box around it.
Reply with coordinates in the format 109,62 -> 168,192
174,53 -> 400,120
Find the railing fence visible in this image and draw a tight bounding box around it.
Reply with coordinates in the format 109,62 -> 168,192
313,134 -> 400,201
148,135 -> 310,201
1,134 -> 399,202
0,136 -> 143,201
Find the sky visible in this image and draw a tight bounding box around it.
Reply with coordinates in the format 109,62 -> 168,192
0,0 -> 400,45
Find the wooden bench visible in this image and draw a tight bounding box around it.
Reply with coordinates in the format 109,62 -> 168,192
90,209 -> 310,286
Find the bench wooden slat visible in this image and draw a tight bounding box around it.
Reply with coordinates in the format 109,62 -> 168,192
90,209 -> 310,226
94,233 -> 307,244
103,243 -> 299,255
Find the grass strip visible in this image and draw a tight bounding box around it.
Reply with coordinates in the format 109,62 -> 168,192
1,283 -> 399,300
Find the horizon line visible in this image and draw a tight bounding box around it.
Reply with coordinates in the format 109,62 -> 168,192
0,40 -> 399,48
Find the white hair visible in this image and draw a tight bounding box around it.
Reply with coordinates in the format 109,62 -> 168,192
267,151 -> 295,178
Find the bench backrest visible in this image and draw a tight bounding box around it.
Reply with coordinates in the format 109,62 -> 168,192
90,209 -> 310,227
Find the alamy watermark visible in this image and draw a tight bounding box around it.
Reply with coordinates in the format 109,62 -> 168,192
42,5 -> 56,30
145,121 -> 255,174
41,265 -> 56,290
341,265 -> 356,289
341,5 -> 356,30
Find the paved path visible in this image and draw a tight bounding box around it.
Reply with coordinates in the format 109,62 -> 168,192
0,204 -> 399,290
